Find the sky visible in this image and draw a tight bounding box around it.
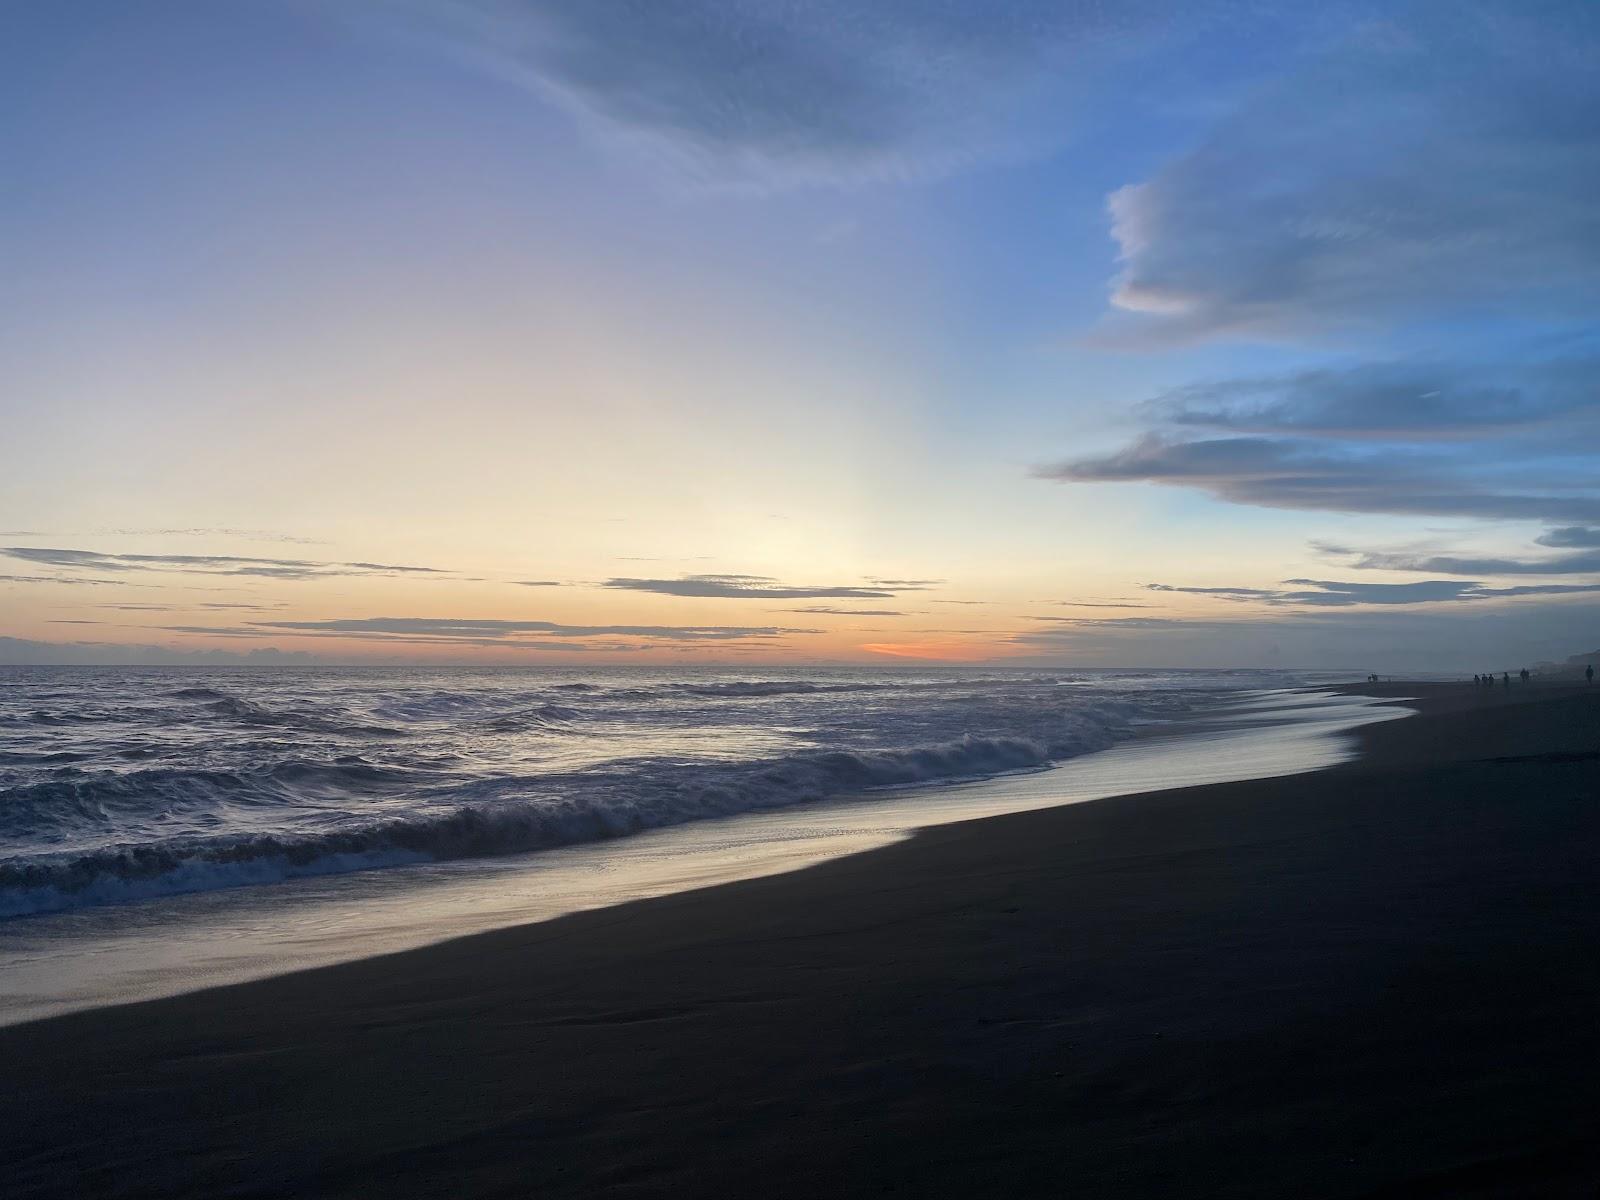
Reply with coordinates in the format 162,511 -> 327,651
3,0 -> 1598,671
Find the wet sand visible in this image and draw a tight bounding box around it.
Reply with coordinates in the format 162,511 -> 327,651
3,682 -> 1597,1198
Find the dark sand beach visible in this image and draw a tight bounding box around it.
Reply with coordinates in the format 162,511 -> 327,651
3,683 -> 1597,1198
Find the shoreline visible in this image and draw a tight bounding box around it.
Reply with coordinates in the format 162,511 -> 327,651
4,682 -> 1597,1196
0,685 -> 1392,1025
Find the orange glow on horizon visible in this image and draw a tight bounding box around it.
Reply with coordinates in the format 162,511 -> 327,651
858,640 -> 1003,662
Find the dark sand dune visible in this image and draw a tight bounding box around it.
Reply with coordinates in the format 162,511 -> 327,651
3,684 -> 1598,1198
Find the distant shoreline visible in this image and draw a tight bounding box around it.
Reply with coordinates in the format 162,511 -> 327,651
4,681 -> 1597,1197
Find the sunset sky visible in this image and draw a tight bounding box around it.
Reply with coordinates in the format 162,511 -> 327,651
4,0 -> 1598,669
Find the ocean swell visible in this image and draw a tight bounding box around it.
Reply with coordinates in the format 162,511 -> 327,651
0,725 -> 1114,918
0,665 -> 1297,921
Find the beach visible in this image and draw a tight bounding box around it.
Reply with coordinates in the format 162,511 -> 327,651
2,682 -> 1597,1197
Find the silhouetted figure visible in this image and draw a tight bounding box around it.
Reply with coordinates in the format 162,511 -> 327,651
1473,674 -> 1480,686
1587,664 -> 1594,685
1520,668 -> 1529,684
1503,671 -> 1511,690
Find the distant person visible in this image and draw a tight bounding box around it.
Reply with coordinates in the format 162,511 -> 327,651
1588,664 -> 1594,685
1520,668 -> 1529,684
1473,674 -> 1480,686
1503,671 -> 1511,690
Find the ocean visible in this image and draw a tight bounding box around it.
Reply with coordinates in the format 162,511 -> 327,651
0,664 -> 1344,917
0,665 -> 1394,1021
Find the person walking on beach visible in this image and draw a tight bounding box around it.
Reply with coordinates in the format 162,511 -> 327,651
1503,671 -> 1511,690
1588,664 -> 1594,685
1473,674 -> 1480,686
1520,668 -> 1529,684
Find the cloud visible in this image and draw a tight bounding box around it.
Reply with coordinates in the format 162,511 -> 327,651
1050,601 -> 1154,608
866,579 -> 943,588
604,574 -> 897,599
156,624 -> 665,653
1046,11 -> 1600,528
1537,526 -> 1600,548
0,546 -> 448,579
783,606 -> 909,616
1328,546 -> 1600,576
1042,7 -> 1600,598
997,604 -> 1600,672
1145,578 -> 1600,606
513,579 -> 563,587
1100,7 -> 1600,344
1040,433 -> 1600,523
1144,360 -> 1600,440
0,573 -> 126,586
1143,584 -> 1280,598
245,616 -> 809,643
1010,617 -> 1198,641
376,0 -> 1179,187
100,528 -> 328,544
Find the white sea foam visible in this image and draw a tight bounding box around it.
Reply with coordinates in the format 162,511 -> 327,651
0,665 -> 1336,917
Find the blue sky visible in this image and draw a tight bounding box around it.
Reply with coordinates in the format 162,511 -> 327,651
2,0 -> 1597,669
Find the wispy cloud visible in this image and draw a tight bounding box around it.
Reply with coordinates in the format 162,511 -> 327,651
1049,601 -> 1153,608
156,624 -> 670,653
1142,360 -> 1600,440
1010,616 -> 1194,641
513,579 -> 563,587
1538,526 -> 1600,549
99,528 -> 328,544
233,616 -> 814,645
1039,5 -> 1600,588
1,546 -> 448,580
1040,432 -> 1600,524
782,606 -> 910,616
1144,583 -> 1282,599
1145,578 -> 1600,607
999,603 -> 1600,671
373,0 -> 1182,188
0,573 -> 126,586
1323,544 -> 1600,576
1100,10 -> 1600,344
604,574 -> 898,599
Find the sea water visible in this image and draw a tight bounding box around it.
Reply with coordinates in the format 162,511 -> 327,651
0,666 -> 1401,1022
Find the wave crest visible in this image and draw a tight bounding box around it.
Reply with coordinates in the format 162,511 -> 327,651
0,725 -> 1116,917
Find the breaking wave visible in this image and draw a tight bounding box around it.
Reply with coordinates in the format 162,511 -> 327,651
0,664 -> 1316,919
0,729 -> 1111,917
